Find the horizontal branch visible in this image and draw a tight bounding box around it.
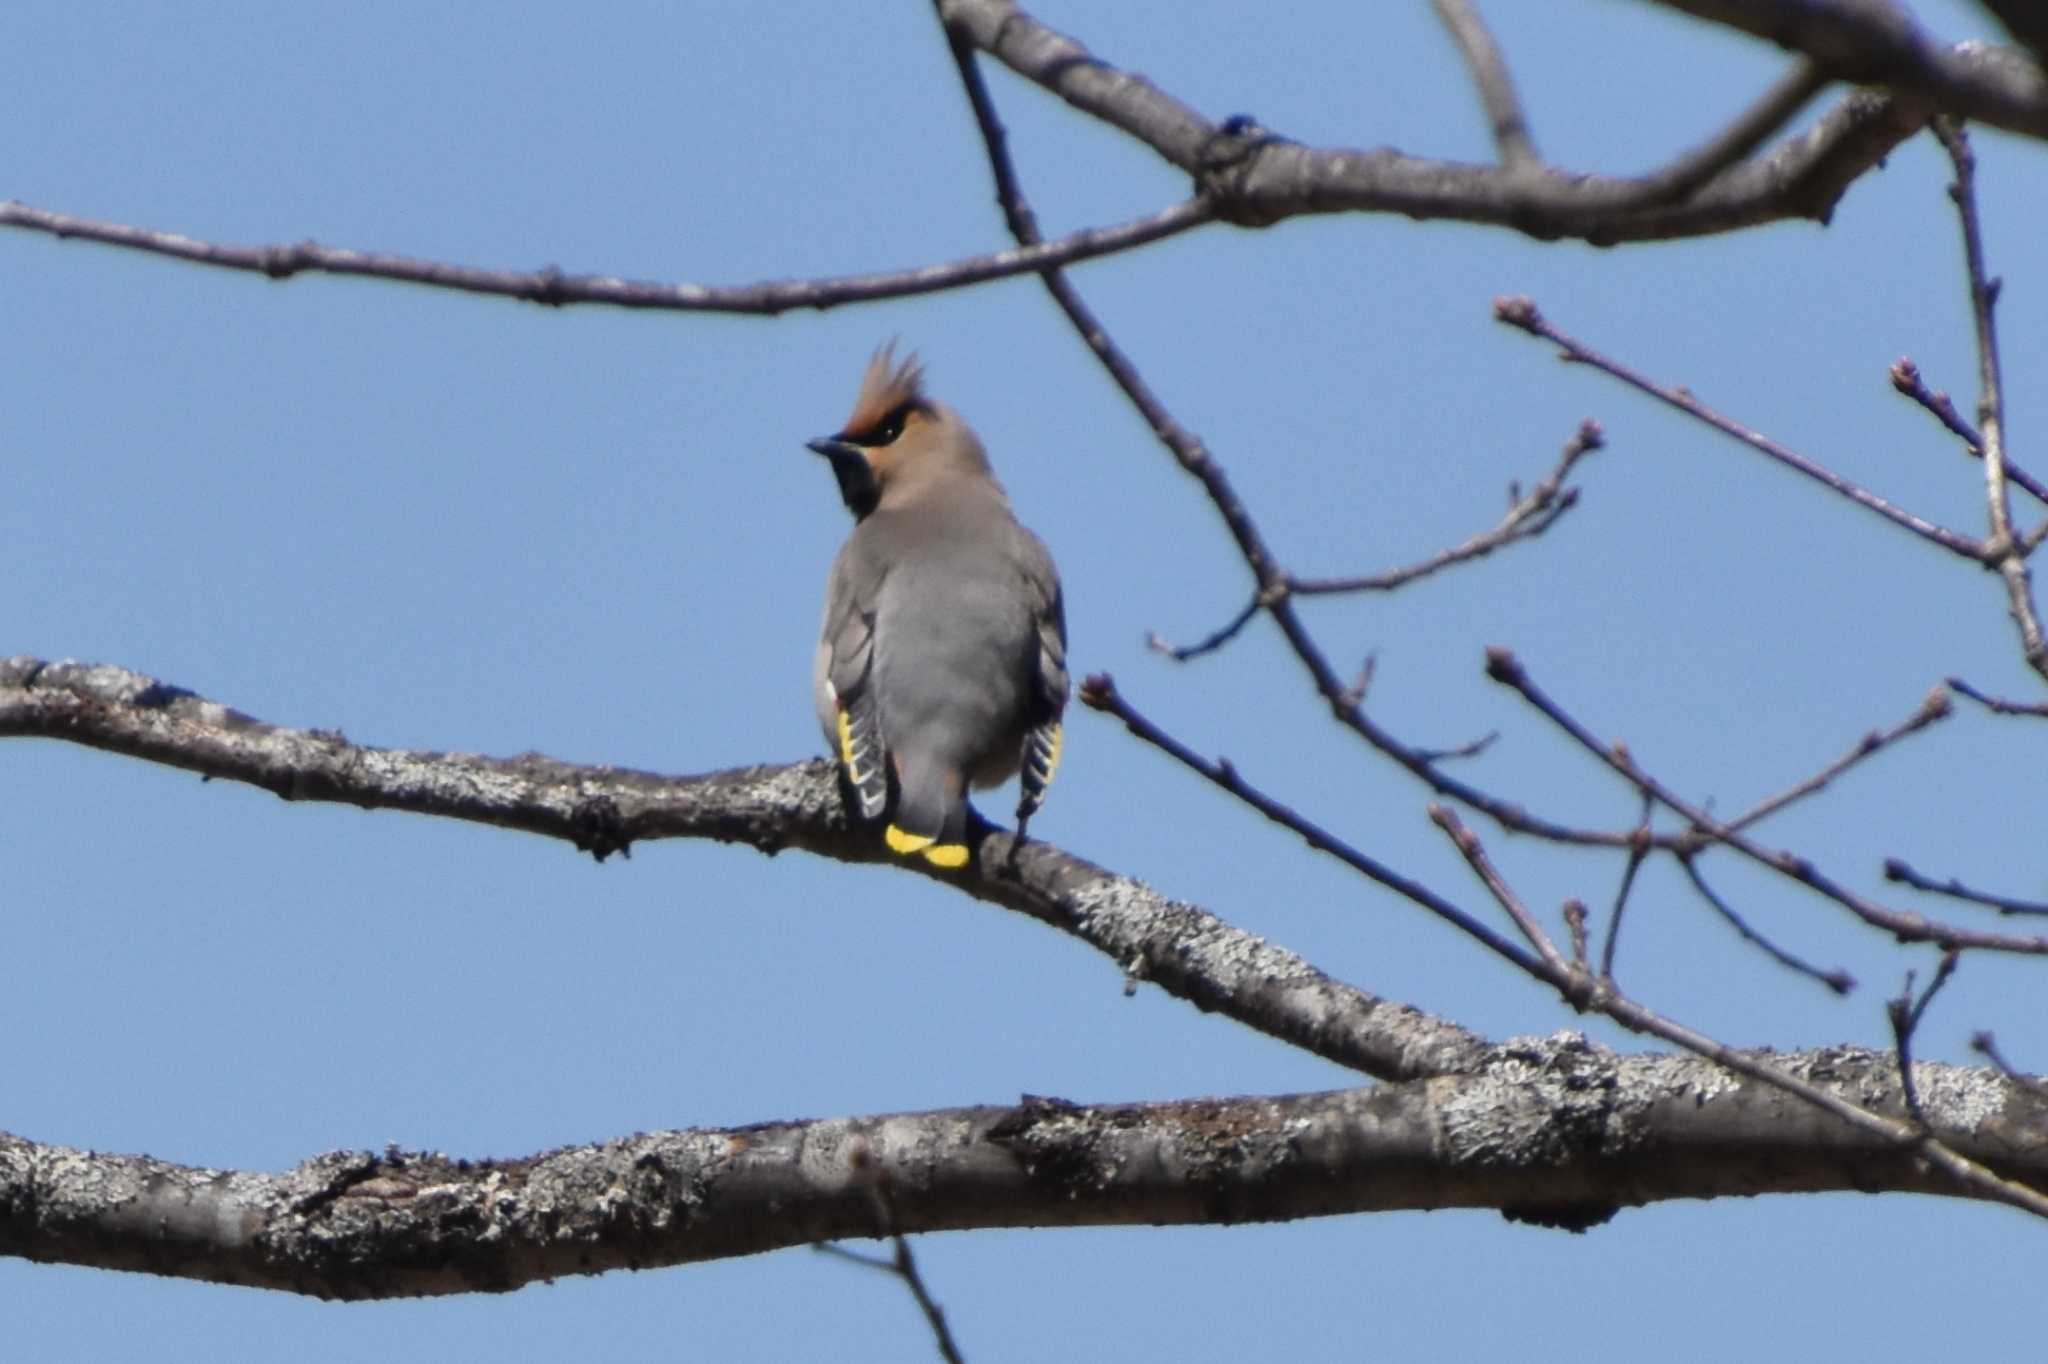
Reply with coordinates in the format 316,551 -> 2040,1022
0,656 -> 1485,1083
5,1037 -> 2039,1297
939,0 -> 1935,243
0,197 -> 1212,314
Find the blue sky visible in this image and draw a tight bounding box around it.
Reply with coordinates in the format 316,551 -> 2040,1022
5,2 -> 2044,1359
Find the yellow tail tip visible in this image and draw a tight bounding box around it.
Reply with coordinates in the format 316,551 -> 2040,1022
885,825 -> 935,855
885,825 -> 969,868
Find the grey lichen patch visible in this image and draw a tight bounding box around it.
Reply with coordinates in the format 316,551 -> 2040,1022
1439,1032 -> 1636,1169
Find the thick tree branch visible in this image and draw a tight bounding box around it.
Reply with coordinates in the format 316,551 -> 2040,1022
0,656 -> 1487,1084
1639,0 -> 2048,138
938,0 -> 1935,243
4,1038 -> 2042,1297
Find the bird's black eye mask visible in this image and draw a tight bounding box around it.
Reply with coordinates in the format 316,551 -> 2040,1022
844,399 -> 924,448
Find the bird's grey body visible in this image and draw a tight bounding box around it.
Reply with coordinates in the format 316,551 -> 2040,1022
807,349 -> 1068,868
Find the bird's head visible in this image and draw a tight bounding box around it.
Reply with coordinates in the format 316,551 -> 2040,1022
806,344 -> 991,519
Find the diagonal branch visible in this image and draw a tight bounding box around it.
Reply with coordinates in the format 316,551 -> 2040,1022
1496,296 -> 1986,561
0,655 -> 1488,1084
1636,0 -> 2048,138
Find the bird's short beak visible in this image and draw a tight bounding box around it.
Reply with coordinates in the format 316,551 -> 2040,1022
807,436 -> 861,462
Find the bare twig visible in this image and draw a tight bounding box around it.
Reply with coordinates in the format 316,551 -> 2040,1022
1888,951 -> 1962,1127
1483,647 -> 2048,955
1600,805 -> 1654,980
1428,804 -> 1570,976
1679,854 -> 1856,994
1946,675 -> 2048,716
1890,356 -> 1986,451
1609,60 -> 1832,210
1431,0 -> 1539,167
1291,421 -> 1602,595
1495,296 -> 1985,561
1080,674 -> 1548,976
1148,592 -> 1263,662
819,1174 -> 966,1364
1973,1031 -> 2048,1100
0,196 -> 1212,315
1931,117 -> 2048,682
1723,685 -> 1952,831
1884,859 -> 2048,917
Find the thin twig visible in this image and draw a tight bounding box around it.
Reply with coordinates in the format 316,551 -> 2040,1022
1562,898 -> 1590,970
0,196 -> 1212,316
1884,858 -> 2048,916
1946,675 -> 2048,717
1148,592 -> 1262,662
1494,296 -> 1985,561
1678,855 -> 1856,994
1431,0 -> 1538,167
1292,421 -> 1602,595
1080,675 -> 1548,976
1887,952 -> 1962,1128
815,1176 -> 966,1364
1600,804 -> 1654,980
1607,60 -> 1831,210
1972,1031 -> 2048,1101
1428,804 -> 1571,975
1931,117 -> 2048,682
1484,647 -> 2048,954
1723,685 -> 1952,832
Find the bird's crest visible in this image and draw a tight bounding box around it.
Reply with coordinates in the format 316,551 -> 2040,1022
841,342 -> 927,441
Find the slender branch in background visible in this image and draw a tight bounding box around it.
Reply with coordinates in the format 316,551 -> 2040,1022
1973,1031 -> 2048,1100
1889,356 -> 2048,508
1079,674 -> 1549,976
1888,952 -> 1962,1128
1148,591 -> 1265,662
1599,802 -> 1654,980
1604,60 -> 1831,210
0,197 -> 1212,315
1723,685 -> 1952,832
1291,421 -> 1601,595
1678,854 -> 1856,994
1431,0 -> 1539,167
1946,675 -> 2048,716
1483,647 -> 2048,955
1931,117 -> 2048,682
817,1174 -> 966,1364
1884,859 -> 2048,917
1494,295 -> 1985,561
1428,804 -> 1571,978
1375,802 -> 2048,1221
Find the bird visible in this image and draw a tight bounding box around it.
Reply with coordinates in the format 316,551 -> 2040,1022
806,345 -> 1068,870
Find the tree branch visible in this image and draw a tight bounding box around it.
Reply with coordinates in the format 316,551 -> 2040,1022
0,655 -> 1488,1084
938,0 -> 1934,243
0,197 -> 1212,314
1636,0 -> 2048,138
5,1038 -> 2043,1297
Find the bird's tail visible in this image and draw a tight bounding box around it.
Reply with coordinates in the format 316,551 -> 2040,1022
885,756 -> 970,870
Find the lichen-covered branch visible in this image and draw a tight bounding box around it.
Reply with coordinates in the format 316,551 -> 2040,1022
4,1036 -> 2040,1298
0,656 -> 1487,1084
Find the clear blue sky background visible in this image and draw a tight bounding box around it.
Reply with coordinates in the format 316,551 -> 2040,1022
6,3 -> 2045,1359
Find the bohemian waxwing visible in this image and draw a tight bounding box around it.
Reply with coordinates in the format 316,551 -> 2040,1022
806,346 -> 1068,870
